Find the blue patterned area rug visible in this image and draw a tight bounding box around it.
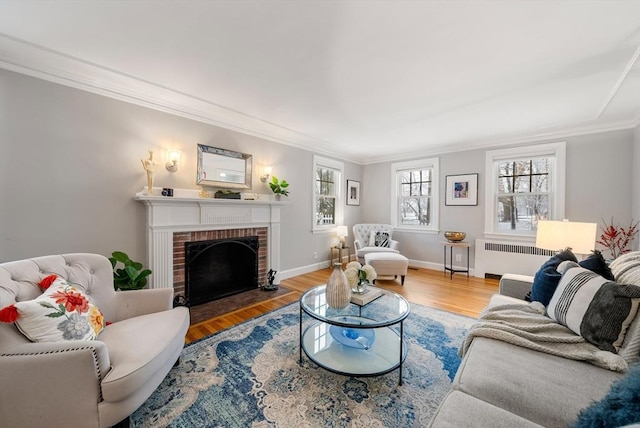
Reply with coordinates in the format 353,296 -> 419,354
131,302 -> 475,427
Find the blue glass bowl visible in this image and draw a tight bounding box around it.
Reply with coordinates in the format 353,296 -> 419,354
329,325 -> 375,349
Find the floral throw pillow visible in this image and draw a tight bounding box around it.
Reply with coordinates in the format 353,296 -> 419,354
0,275 -> 105,342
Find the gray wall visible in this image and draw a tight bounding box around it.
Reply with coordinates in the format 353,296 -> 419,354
1,69 -> 637,273
361,129 -> 636,268
0,70 -> 363,274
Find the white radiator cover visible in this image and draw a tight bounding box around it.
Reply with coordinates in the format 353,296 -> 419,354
474,239 -> 554,277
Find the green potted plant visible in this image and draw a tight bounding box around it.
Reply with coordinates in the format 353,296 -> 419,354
269,176 -> 290,200
109,251 -> 152,291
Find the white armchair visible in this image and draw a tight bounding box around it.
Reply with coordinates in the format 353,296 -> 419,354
0,253 -> 190,428
352,224 -> 400,264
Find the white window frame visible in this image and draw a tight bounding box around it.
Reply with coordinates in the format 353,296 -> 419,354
312,155 -> 344,233
484,142 -> 566,241
391,157 -> 440,233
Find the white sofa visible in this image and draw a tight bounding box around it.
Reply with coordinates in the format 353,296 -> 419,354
0,253 -> 190,427
428,253 -> 640,427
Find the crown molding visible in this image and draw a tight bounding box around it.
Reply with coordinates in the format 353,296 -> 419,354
0,34 -> 355,162
1,33 -> 637,167
361,115 -> 640,165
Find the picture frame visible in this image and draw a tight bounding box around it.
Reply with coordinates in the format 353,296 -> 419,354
445,173 -> 478,206
346,180 -> 360,206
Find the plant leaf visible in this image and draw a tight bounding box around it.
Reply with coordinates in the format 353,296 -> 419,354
111,251 -> 129,263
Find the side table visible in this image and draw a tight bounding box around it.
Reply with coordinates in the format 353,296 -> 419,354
442,241 -> 470,279
329,246 -> 351,266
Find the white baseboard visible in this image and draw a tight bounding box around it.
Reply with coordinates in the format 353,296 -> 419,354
277,258 -> 477,283
277,260 -> 330,282
408,259 -> 476,277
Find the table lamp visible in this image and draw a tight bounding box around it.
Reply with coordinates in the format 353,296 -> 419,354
536,220 -> 597,256
337,226 -> 348,248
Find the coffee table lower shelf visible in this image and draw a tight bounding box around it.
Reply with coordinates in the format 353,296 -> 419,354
299,320 -> 408,384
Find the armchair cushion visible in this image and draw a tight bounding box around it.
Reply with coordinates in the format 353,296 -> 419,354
1,275 -> 105,342
99,306 -> 189,402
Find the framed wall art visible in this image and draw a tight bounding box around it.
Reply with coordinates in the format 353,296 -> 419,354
346,180 -> 360,206
445,173 -> 478,206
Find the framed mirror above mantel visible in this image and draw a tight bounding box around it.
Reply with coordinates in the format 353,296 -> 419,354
196,144 -> 252,189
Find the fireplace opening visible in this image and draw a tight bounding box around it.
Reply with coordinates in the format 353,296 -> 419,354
185,236 -> 259,306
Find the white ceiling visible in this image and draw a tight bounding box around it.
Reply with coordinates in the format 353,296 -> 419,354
1,0 -> 639,163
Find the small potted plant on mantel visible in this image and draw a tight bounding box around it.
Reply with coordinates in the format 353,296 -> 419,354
269,176 -> 290,200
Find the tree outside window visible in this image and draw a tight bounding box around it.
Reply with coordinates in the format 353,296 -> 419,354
399,169 -> 432,226
391,157 -> 439,231
496,158 -> 550,232
315,166 -> 337,226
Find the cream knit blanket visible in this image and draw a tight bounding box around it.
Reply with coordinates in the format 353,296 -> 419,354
460,302 -> 628,372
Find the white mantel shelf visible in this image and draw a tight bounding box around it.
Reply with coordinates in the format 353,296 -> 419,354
135,188 -> 287,289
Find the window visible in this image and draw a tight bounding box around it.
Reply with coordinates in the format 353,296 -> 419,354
391,158 -> 439,231
485,142 -> 566,238
313,155 -> 343,232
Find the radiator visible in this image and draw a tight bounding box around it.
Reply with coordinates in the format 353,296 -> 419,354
474,239 -> 554,278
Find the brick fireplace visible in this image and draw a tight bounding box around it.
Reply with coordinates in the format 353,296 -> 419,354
135,188 -> 284,292
173,227 -> 268,299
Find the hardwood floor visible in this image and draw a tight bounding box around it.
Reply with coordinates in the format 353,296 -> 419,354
185,266 -> 499,344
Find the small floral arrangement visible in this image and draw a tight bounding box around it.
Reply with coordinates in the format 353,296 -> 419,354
344,261 -> 377,292
597,217 -> 639,259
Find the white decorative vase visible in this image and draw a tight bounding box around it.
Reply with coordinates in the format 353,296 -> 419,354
326,263 -> 351,309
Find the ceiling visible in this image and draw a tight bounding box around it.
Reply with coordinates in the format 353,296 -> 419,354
1,1 -> 639,164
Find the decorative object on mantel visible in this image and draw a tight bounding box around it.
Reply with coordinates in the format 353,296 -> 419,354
325,263 -> 351,309
268,176 -> 289,200
199,189 -> 210,198
214,190 -> 241,199
141,150 -> 158,195
344,261 -> 377,294
444,231 -> 466,242
597,217 -> 639,260
261,269 -> 278,291
109,251 -> 152,291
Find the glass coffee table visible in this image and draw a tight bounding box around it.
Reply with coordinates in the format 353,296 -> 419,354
299,285 -> 410,385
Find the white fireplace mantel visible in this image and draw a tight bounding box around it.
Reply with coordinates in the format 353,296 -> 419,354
135,188 -> 287,289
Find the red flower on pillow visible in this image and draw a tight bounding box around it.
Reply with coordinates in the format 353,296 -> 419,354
49,289 -> 90,313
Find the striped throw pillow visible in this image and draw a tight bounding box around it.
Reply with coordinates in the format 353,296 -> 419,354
374,232 -> 390,247
547,266 -> 640,354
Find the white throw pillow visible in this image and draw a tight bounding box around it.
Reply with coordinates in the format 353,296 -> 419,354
0,275 -> 105,342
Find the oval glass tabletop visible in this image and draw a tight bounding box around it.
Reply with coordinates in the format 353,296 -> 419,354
300,285 -> 410,327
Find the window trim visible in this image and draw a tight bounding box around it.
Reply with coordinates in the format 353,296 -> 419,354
312,155 -> 344,233
391,157 -> 440,233
484,142 -> 566,241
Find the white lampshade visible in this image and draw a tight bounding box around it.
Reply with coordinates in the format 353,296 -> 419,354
536,220 -> 597,254
336,226 -> 348,238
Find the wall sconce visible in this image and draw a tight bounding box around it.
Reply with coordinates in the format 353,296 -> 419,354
336,225 -> 348,248
260,165 -> 273,182
165,150 -> 182,173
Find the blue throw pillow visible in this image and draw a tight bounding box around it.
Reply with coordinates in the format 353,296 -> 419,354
579,250 -> 615,281
530,249 -> 578,306
572,364 -> 640,428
